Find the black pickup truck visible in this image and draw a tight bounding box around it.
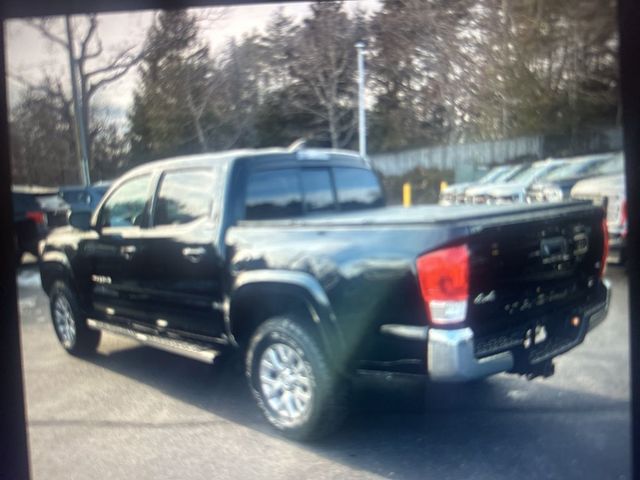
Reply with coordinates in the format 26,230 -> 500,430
39,148 -> 610,439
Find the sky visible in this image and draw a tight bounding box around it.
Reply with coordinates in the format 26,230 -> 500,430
4,1 -> 380,124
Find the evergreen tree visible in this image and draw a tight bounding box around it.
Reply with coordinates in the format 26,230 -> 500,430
129,10 -> 216,163
470,0 -> 619,145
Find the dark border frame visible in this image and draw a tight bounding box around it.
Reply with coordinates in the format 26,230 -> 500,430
618,0 -> 640,477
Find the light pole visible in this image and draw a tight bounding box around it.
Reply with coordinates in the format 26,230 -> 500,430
355,41 -> 367,158
65,15 -> 91,186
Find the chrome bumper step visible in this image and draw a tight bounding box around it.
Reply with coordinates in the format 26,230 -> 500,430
87,318 -> 220,364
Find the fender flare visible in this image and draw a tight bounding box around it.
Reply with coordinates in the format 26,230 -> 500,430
229,269 -> 345,363
40,250 -> 78,296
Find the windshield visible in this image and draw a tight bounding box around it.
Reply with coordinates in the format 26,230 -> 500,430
60,190 -> 88,204
510,163 -> 561,184
593,154 -> 624,175
477,166 -> 510,184
498,164 -> 527,182
544,157 -> 611,181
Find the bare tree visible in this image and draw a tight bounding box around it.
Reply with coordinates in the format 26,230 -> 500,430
9,78 -> 79,186
22,14 -> 143,169
287,2 -> 361,148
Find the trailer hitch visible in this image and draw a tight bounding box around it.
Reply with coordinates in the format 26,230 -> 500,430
510,345 -> 556,380
524,359 -> 555,380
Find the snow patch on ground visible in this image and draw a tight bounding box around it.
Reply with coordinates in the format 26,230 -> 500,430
17,269 -> 42,288
19,297 -> 37,308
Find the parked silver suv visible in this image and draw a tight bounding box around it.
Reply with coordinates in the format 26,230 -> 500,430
571,167 -> 626,264
438,164 -> 526,205
465,159 -> 568,205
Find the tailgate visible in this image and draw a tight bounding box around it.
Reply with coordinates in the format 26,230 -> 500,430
466,204 -> 605,341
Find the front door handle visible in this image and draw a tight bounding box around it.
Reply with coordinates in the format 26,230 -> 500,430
120,245 -> 137,260
182,246 -> 206,263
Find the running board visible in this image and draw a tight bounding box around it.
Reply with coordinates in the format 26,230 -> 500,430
87,319 -> 221,364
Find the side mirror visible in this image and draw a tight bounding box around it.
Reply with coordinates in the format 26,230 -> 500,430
68,211 -> 92,231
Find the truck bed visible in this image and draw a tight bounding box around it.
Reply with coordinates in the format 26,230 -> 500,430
229,199 -> 606,370
238,200 -> 596,228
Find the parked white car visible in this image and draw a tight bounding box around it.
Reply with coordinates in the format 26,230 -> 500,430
438,164 -> 526,205
526,153 -> 621,203
571,173 -> 627,263
465,159 -> 568,205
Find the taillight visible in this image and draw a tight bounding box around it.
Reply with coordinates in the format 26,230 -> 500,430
416,244 -> 469,326
26,210 -> 46,225
600,217 -> 609,278
620,198 -> 628,237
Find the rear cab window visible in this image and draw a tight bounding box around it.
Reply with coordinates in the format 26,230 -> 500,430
300,169 -> 335,213
333,167 -> 384,211
245,169 -> 303,220
243,163 -> 384,221
60,190 -> 90,206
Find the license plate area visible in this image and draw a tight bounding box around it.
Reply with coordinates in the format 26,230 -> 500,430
526,315 -> 587,364
540,236 -> 569,264
474,312 -> 587,362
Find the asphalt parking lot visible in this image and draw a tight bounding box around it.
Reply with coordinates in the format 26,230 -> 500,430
17,262 -> 630,480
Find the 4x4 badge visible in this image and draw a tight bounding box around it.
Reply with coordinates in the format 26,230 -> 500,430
474,290 -> 496,304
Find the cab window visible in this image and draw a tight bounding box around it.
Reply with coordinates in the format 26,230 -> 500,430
154,169 -> 215,226
98,175 -> 151,228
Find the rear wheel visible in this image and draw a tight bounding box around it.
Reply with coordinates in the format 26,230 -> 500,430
49,281 -> 101,356
246,317 -> 348,440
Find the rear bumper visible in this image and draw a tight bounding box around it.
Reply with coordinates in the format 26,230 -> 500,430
427,327 -> 513,382
379,280 -> 611,382
428,279 -> 611,381
427,327 -> 514,381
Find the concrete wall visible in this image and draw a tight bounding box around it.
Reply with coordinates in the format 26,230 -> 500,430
369,135 -> 544,177
369,127 -> 623,180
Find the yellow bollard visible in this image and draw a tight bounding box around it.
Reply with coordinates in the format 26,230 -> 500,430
402,182 -> 412,207
440,180 -> 448,192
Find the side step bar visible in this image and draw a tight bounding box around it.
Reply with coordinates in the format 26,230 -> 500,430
87,319 -> 221,364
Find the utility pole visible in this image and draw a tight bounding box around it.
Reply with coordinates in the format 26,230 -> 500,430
65,15 -> 91,186
355,41 -> 367,158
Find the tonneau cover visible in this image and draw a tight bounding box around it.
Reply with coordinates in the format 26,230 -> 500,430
239,201 -> 596,227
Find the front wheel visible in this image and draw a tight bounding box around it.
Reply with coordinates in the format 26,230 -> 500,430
246,317 -> 348,440
49,281 -> 101,356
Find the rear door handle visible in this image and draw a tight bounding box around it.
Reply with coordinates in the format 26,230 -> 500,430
120,245 -> 137,260
182,246 -> 206,263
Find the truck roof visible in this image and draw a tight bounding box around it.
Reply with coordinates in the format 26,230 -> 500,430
12,185 -> 59,195
122,148 -> 367,180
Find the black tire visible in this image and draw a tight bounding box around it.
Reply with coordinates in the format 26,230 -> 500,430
49,281 -> 101,356
246,317 -> 348,440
